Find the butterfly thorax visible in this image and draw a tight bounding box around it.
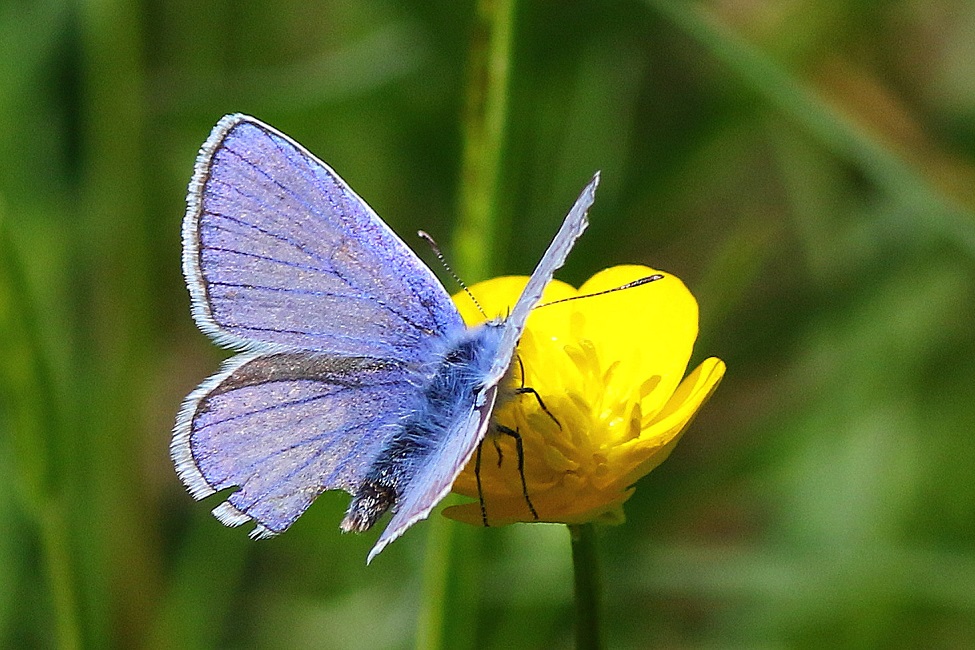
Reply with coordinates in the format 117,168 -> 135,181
340,321 -> 510,533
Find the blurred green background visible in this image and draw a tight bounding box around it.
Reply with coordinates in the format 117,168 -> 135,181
3,0 -> 975,648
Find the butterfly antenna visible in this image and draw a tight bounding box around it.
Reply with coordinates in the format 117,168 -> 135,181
535,274 -> 664,309
418,230 -> 487,318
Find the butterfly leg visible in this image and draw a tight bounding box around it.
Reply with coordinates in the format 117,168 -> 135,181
495,424 -> 539,521
513,387 -> 561,430
492,436 -> 504,467
476,435 -> 516,526
475,441 -> 489,527
514,356 -> 561,430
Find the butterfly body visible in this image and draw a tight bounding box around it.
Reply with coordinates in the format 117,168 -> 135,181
342,320 -> 507,534
173,114 -> 597,562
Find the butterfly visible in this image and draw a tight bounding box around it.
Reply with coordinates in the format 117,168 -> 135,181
172,114 -> 598,563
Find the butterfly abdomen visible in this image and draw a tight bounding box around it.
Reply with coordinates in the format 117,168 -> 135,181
341,323 -> 507,533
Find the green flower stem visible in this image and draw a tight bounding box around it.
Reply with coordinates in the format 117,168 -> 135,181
415,501 -> 453,650
570,524 -> 604,650
416,1 -> 516,648
453,0 -> 516,282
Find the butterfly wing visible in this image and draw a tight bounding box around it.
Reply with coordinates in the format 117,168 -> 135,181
364,173 -> 601,561
183,113 -> 464,361
366,382 -> 500,563
492,172 -> 598,376
173,351 -> 421,538
176,114 -> 463,538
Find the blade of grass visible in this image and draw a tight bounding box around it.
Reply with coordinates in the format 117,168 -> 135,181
415,502 -> 460,650
77,0 -> 157,644
646,0 -> 975,256
0,215 -> 81,650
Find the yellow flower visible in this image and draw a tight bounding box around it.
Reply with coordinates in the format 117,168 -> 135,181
444,265 -> 726,526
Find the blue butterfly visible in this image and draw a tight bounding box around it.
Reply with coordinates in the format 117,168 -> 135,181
172,114 -> 597,562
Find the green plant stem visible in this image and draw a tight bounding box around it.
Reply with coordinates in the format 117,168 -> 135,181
415,500 -> 454,650
570,524 -> 603,650
453,0 -> 516,282
416,2 -> 516,649
39,507 -> 82,650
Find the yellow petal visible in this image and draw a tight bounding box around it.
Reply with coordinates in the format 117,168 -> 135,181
619,356 -> 726,485
445,266 -> 724,527
442,481 -> 635,527
573,265 -> 700,421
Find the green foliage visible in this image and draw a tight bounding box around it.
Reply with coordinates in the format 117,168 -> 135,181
1,0 -> 974,647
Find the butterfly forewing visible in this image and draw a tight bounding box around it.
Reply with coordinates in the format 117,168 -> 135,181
184,114 -> 464,361
492,172 -> 598,378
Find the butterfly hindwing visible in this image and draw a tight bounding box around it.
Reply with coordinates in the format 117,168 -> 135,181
173,351 -> 420,538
